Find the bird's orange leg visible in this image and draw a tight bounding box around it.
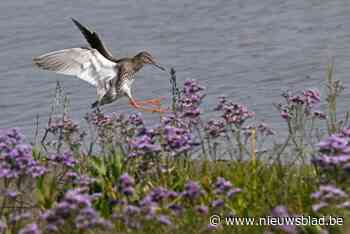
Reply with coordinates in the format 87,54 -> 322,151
136,97 -> 166,106
129,98 -> 169,113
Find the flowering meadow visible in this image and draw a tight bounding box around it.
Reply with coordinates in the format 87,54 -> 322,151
1,65 -> 350,233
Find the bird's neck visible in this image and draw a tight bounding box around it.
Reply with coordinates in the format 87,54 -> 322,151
131,57 -> 144,72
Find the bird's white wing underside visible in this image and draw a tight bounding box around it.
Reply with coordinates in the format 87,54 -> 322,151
33,47 -> 117,99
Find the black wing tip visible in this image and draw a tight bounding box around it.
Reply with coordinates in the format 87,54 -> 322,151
71,17 -> 81,26
71,18 -> 93,35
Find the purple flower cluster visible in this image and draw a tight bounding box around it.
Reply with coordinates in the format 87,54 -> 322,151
215,96 -> 255,126
163,125 -> 196,155
0,128 -> 46,178
270,206 -> 298,234
243,123 -> 275,138
313,133 -> 350,169
311,185 -> 348,212
18,223 -> 41,234
178,79 -> 205,121
119,173 -> 135,196
318,134 -> 349,153
42,188 -> 111,232
114,183 -> 178,228
303,89 -> 321,106
0,221 -> 6,233
48,116 -> 79,135
128,113 -> 144,126
313,154 -> 350,168
48,152 -> 77,168
205,119 -> 226,138
90,112 -> 113,127
88,111 -> 129,129
278,89 -> 325,120
138,187 -> 178,223
182,181 -> 203,200
129,128 -> 161,157
214,177 -> 241,198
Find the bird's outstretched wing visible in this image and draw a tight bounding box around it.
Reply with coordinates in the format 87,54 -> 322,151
71,18 -> 119,62
33,47 -> 117,99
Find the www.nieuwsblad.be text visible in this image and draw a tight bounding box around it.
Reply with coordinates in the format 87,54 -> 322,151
209,215 -> 343,227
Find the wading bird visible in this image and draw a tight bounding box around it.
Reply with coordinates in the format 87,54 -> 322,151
33,18 -> 167,113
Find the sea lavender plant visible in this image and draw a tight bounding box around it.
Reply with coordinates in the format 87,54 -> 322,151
18,223 -> 41,234
215,96 -> 255,127
129,128 -> 161,157
118,173 -> 135,196
177,79 -> 205,123
41,188 -> 111,233
0,128 -> 46,179
312,132 -> 350,184
311,185 -> 348,212
162,125 -> 197,156
269,206 -> 298,234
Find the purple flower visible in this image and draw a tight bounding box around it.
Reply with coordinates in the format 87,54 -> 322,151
182,181 -> 202,200
271,206 -> 298,234
227,188 -> 242,198
129,113 -> 144,126
215,98 -> 255,126
196,205 -> 209,215
140,196 -> 158,219
118,173 -> 135,196
271,205 -> 290,217
157,215 -> 172,226
312,111 -> 327,119
311,185 -> 347,200
75,207 -> 112,230
9,212 -> 32,225
149,187 -> 171,202
280,109 -> 291,120
183,79 -> 205,96
0,128 -> 46,179
205,119 -> 226,138
48,152 -> 77,168
48,116 -> 79,134
256,123 -> 275,136
317,135 -> 349,152
312,202 -> 329,212
0,221 -> 6,233
312,154 -> 350,167
289,95 -> 305,105
42,188 -> 110,231
311,185 -> 348,212
168,204 -> 183,215
211,199 -> 224,208
18,223 -> 41,234
129,131 -> 161,157
163,125 -> 196,155
303,89 -> 321,105
177,79 -> 205,122
341,127 -> 350,137
214,177 -> 232,194
119,173 -> 135,188
5,189 -> 18,198
124,205 -> 141,215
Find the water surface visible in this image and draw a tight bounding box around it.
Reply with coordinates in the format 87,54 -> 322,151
1,0 -> 350,138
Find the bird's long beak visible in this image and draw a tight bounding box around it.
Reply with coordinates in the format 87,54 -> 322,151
153,63 -> 166,71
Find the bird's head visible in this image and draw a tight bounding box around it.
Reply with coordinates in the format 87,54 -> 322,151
136,51 -> 166,71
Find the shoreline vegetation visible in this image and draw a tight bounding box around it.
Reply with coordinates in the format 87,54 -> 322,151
1,65 -> 350,233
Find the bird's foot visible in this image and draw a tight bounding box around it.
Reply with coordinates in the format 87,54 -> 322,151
129,100 -> 169,113
140,107 -> 170,113
136,97 -> 166,106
